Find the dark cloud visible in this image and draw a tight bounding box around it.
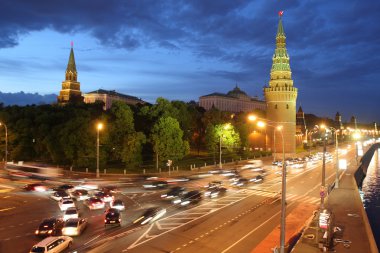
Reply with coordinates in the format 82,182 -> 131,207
0,0 -> 379,122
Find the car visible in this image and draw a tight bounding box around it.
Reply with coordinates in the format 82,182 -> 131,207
70,189 -> 89,201
74,182 -> 98,190
110,199 -> 125,211
35,218 -> 65,237
143,180 -> 168,189
204,187 -> 227,198
94,191 -> 114,202
233,178 -> 249,187
84,197 -> 105,210
63,207 -> 79,221
161,186 -> 186,199
52,184 -> 75,192
249,175 -> 264,183
29,236 -> 73,253
173,190 -> 202,206
204,181 -> 223,189
101,186 -> 120,194
23,183 -> 47,192
50,191 -> 70,201
133,207 -> 167,225
62,218 -> 87,236
104,208 -> 121,227
58,199 -> 75,211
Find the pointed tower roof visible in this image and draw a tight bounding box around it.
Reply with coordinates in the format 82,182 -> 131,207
335,112 -> 341,117
297,106 -> 303,113
66,44 -> 77,73
277,16 -> 285,37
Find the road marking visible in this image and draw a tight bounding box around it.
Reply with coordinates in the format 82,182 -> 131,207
3,195 -> 11,198
127,224 -> 154,250
0,207 -> 15,212
84,234 -> 101,245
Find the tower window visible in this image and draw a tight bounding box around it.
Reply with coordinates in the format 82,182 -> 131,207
275,104 -> 277,109
286,104 -> 289,109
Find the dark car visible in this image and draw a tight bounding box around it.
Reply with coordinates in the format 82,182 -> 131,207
22,183 -> 47,192
179,190 -> 202,206
205,187 -> 227,198
101,186 -> 120,194
53,184 -> 75,192
104,208 -> 121,227
35,218 -> 64,236
161,186 -> 186,199
70,189 -> 89,201
133,207 -> 167,225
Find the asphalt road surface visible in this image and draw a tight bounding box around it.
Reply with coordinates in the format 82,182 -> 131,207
0,144 -> 358,253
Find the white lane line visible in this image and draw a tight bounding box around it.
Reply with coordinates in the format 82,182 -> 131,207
84,234 -> 101,246
127,224 -> 154,250
0,207 -> 15,212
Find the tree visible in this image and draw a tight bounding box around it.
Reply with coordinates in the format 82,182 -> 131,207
121,132 -> 146,169
151,116 -> 189,168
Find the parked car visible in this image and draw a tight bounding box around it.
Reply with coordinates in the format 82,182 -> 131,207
29,236 -> 73,253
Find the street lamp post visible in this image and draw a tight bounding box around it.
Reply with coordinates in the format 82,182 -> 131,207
219,134 -> 222,169
320,125 -> 327,210
96,122 -> 103,178
256,119 -> 286,253
331,128 -> 339,189
0,122 -> 7,168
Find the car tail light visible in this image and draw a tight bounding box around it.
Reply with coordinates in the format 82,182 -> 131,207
48,230 -> 53,234
104,219 -> 107,222
119,218 -> 121,222
35,230 -> 39,234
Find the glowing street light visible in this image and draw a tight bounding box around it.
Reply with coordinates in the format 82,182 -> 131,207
96,122 -> 103,178
0,122 -> 8,168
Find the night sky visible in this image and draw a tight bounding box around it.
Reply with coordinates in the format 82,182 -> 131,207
0,0 -> 379,123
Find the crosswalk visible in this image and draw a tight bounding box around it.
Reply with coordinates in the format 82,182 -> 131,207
247,189 -> 320,205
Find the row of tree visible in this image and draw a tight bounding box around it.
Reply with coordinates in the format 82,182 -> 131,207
0,98 -> 265,171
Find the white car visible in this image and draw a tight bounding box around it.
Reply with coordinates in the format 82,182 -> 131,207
59,199 -> 75,211
62,218 -> 87,236
30,236 -> 73,253
63,207 -> 79,221
75,183 -> 98,190
110,200 -> 125,211
50,191 -> 70,201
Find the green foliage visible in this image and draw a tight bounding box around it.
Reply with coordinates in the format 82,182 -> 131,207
121,131 -> 146,169
151,116 -> 189,164
205,123 -> 241,154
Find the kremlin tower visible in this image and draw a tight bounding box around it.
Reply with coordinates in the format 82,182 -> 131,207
264,12 -> 298,156
57,43 -> 83,104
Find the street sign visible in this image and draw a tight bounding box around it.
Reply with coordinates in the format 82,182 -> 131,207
320,191 -> 325,197
319,211 -> 330,229
339,159 -> 347,170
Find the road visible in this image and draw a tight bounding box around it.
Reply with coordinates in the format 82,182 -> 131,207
0,144 -> 357,253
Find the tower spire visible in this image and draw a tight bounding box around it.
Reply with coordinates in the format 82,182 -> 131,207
66,45 -> 77,74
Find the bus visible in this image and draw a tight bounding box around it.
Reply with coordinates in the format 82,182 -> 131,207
6,163 -> 61,180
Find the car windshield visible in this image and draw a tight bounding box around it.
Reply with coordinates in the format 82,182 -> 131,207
143,208 -> 157,216
65,220 -> 78,227
62,200 -> 73,204
113,200 -> 123,205
65,209 -> 77,214
31,246 -> 45,253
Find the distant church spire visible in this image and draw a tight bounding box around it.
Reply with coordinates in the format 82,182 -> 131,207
65,43 -> 77,81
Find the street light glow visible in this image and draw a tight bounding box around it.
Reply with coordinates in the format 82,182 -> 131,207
97,122 -> 103,131
247,115 -> 257,122
276,125 -> 283,131
257,121 -> 266,128
353,131 -> 361,140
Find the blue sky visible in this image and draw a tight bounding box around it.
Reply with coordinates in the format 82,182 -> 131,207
0,0 -> 379,123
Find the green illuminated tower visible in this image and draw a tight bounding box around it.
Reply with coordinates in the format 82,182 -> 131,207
264,14 -> 298,156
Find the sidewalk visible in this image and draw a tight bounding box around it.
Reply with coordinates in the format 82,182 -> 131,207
292,160 -> 379,253
251,202 -> 318,253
